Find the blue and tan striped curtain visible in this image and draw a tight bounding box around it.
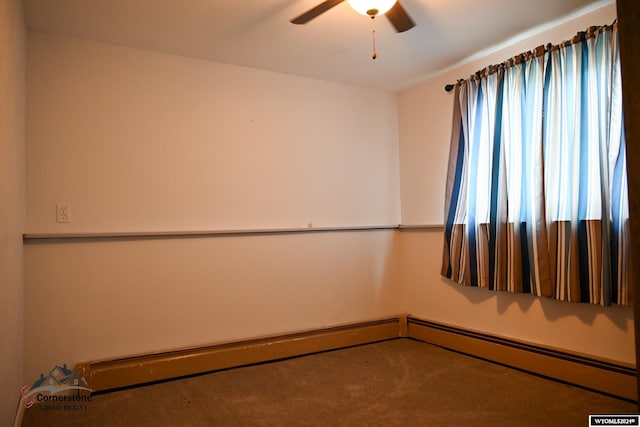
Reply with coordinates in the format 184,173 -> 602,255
441,23 -> 629,306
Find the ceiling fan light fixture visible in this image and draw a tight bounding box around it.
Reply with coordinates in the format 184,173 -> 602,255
346,0 -> 398,17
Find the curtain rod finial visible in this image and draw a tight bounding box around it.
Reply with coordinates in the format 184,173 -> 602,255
445,84 -> 455,93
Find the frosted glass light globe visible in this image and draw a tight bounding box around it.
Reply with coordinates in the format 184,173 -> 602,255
346,0 -> 398,16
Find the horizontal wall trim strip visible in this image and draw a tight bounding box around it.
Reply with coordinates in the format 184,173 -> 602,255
23,225 -> 401,241
406,316 -> 637,401
77,316 -> 405,392
398,224 -> 445,231
23,224 -> 447,241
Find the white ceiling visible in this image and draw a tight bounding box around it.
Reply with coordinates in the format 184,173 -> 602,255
23,0 -> 613,91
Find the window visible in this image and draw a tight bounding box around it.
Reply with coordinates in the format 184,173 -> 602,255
441,23 -> 628,306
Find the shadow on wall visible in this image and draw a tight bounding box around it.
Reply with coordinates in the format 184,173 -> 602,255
445,276 -> 632,332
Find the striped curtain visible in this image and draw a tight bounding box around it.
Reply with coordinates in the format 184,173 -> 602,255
441,23 -> 629,306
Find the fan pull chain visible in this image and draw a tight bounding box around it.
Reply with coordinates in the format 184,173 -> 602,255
371,16 -> 377,60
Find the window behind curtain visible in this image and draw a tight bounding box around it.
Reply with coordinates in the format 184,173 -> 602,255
441,23 -> 628,306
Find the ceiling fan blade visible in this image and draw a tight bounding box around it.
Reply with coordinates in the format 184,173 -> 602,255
385,1 -> 415,33
291,0 -> 345,25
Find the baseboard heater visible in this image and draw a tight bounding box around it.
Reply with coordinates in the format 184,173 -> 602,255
76,315 -> 636,401
406,317 -> 636,401
77,316 -> 405,393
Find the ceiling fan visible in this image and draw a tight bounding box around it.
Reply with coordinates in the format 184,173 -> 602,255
291,0 -> 415,33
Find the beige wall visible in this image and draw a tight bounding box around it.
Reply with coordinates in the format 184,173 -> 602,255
400,231 -> 634,363
397,2 -> 634,364
26,34 -> 400,234
0,0 -> 25,423
24,34 -> 402,381
24,230 -> 401,381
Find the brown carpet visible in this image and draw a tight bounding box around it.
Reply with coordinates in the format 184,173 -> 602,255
22,339 -> 637,426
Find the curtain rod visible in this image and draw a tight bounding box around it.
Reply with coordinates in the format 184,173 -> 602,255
443,21 -> 617,93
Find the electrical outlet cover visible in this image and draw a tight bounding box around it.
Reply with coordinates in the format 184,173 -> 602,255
56,203 -> 71,223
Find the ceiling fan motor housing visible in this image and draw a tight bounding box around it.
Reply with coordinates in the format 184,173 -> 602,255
347,0 -> 398,16
290,0 -> 415,33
